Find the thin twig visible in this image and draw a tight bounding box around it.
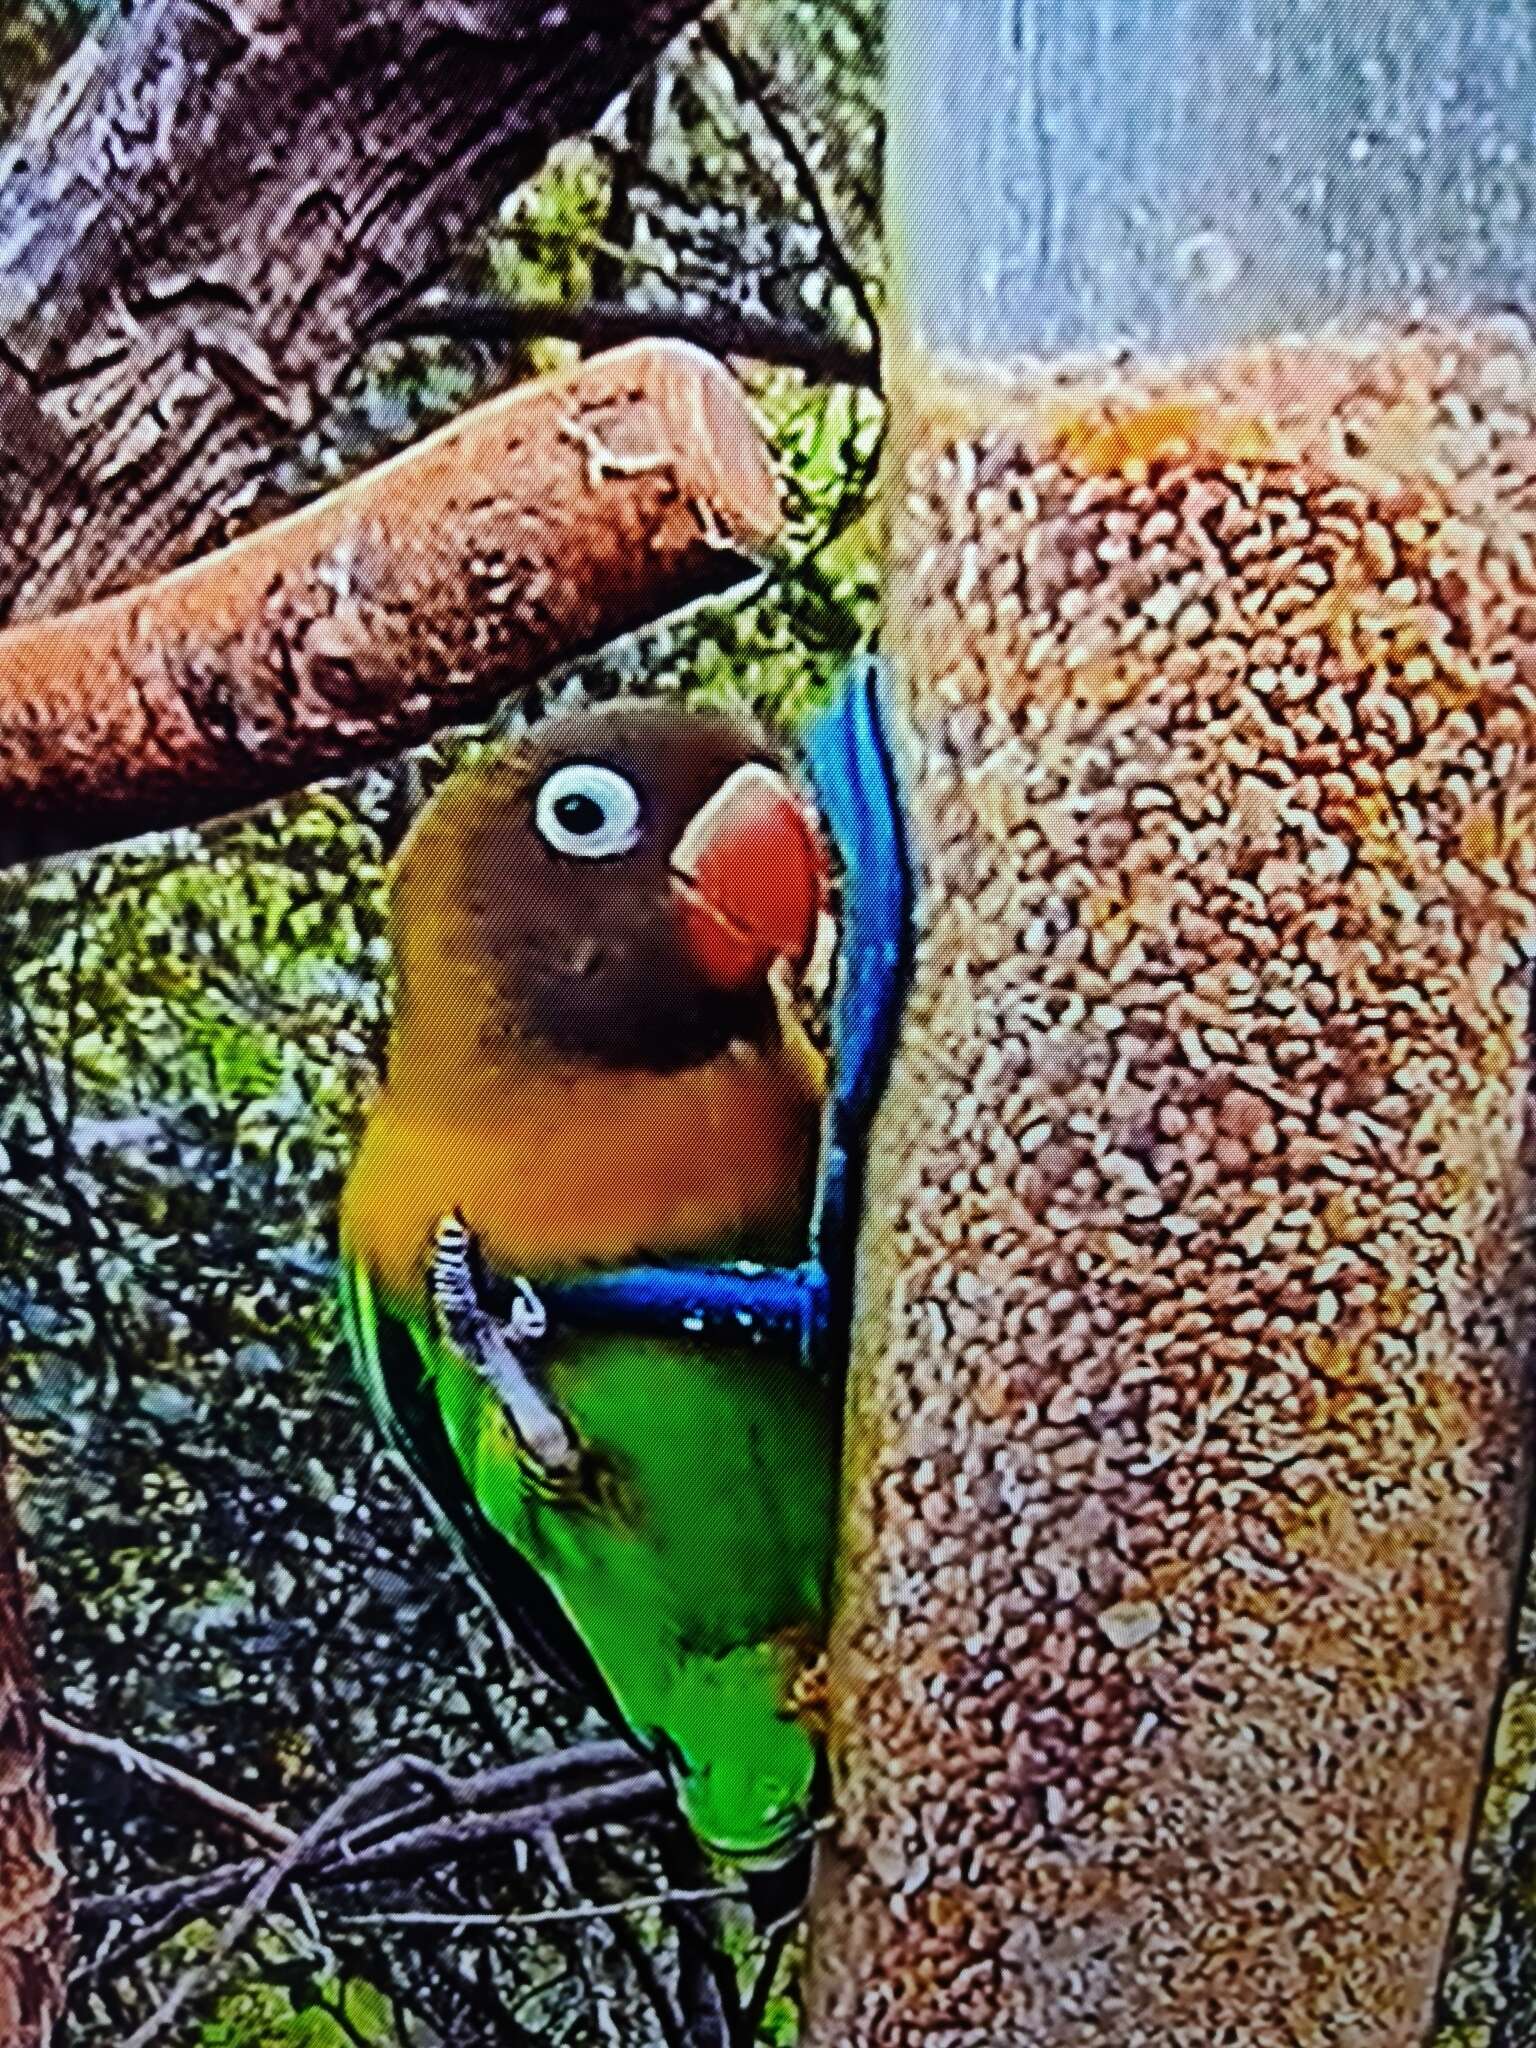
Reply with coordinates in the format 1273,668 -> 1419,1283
60,861 -> 105,1128
77,1742 -> 665,1999
0,970 -> 124,1377
314,1773 -> 665,1884
119,1753 -> 457,2048
658,1821 -> 740,2047
609,1904 -> 691,2048
328,1739 -> 645,1859
71,1862 -> 265,1987
0,1182 -> 74,1236
696,19 -> 882,374
77,1738 -> 642,1930
737,1910 -> 798,2046
387,294 -> 879,391
328,1884 -> 743,1930
43,1711 -> 297,1853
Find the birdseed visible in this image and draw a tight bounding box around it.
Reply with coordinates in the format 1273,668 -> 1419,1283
807,323 -> 1536,2046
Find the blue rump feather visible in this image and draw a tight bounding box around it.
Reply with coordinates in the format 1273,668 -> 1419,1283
541,655 -> 915,1375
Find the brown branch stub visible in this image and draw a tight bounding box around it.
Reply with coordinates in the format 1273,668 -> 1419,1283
0,340 -> 782,864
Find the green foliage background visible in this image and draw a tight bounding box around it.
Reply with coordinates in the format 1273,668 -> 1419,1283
0,3 -> 880,2041
1,0 -> 1534,2043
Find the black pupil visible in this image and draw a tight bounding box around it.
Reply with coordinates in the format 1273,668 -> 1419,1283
554,790 -> 607,836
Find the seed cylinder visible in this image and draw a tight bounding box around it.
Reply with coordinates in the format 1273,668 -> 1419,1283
805,6 -> 1536,2043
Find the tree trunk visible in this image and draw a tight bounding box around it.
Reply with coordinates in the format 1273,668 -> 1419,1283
0,1451 -> 66,2048
0,0 -> 716,625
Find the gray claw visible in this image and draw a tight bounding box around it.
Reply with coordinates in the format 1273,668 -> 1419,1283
431,1214 -> 579,1476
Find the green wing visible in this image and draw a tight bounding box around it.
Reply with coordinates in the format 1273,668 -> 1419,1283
340,1254 -> 839,1862
338,1255 -> 612,1708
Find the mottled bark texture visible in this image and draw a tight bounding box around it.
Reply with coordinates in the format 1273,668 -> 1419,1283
0,1465 -> 66,2048
0,339 -> 781,862
0,0 -> 716,625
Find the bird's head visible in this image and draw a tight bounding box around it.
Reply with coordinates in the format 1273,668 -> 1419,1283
388,699 -> 829,1073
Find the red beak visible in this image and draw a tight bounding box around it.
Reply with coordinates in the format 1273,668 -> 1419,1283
670,762 -> 826,990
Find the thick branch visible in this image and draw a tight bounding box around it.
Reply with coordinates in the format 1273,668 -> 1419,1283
0,0 -> 720,621
0,339 -> 782,864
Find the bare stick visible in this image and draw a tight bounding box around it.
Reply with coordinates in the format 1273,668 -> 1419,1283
119,1753 -> 459,2048
42,1712 -> 297,1854
697,20 -> 882,372
330,1887 -> 744,1930
77,1738 -> 664,2001
390,294 -> 881,391
314,1775 -> 665,1885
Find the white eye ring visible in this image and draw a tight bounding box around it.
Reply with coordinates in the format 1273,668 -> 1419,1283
533,762 -> 644,859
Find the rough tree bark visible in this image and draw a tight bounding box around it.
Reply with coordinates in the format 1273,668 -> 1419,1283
0,1479 -> 65,2048
0,1 -> 739,2035
0,0 -> 718,625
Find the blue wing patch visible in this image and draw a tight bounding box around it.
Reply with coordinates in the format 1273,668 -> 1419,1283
806,652 -> 914,1147
542,655 -> 915,1376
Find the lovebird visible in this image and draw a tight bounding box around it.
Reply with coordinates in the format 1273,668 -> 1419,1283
338,700 -> 840,1865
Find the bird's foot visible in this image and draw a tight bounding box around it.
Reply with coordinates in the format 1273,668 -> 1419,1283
430,1213 -> 580,1479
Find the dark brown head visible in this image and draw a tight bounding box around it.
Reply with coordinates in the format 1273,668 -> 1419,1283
388,700 -> 827,1074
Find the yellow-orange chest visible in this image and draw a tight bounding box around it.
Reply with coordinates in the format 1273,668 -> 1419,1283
340,1030 -> 825,1304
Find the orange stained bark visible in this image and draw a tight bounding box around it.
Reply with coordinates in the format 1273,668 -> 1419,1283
0,341 -> 782,862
